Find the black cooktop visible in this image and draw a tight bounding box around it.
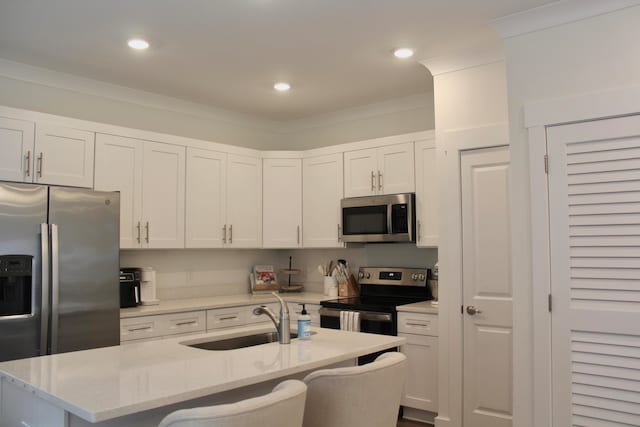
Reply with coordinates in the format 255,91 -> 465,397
321,295 -> 430,313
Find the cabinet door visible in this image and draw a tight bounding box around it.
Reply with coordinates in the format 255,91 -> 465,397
263,158 -> 302,248
400,333 -> 438,412
94,134 -> 144,248
185,148 -> 226,248
344,147 -> 377,197
142,142 -> 185,248
0,117 -> 35,183
378,142 -> 415,194
34,124 -> 94,188
415,139 -> 438,247
226,154 -> 262,248
302,153 -> 344,248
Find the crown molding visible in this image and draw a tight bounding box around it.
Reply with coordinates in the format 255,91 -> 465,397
491,0 -> 640,39
280,91 -> 434,134
0,57 -> 280,132
419,42 -> 504,76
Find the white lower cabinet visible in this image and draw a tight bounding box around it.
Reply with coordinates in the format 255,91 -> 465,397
398,312 -> 438,413
120,311 -> 206,343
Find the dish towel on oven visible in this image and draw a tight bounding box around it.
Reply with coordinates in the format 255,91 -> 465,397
339,311 -> 360,332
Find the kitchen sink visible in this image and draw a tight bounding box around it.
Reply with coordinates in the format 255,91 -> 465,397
184,331 -> 314,351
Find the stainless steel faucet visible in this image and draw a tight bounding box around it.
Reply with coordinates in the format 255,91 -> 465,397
252,292 -> 291,344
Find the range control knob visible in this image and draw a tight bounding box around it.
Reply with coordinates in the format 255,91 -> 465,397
411,274 -> 418,280
358,271 -> 365,280
365,272 -> 371,279
418,273 -> 426,281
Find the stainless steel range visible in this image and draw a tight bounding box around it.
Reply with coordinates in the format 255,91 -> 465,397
320,267 -> 431,340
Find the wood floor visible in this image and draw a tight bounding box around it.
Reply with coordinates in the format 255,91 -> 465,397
397,418 -> 429,427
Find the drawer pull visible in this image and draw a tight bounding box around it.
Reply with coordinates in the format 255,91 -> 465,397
175,320 -> 197,326
406,322 -> 429,327
219,316 -> 238,321
128,326 -> 152,332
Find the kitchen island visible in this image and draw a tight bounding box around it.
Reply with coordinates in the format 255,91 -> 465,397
0,326 -> 403,427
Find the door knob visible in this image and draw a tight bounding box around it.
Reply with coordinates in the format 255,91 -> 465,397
466,306 -> 482,315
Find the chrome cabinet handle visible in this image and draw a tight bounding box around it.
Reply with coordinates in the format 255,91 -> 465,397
176,320 -> 197,326
229,224 -> 233,244
222,225 -> 227,244
128,326 -> 152,332
220,316 -> 238,321
466,306 -> 482,315
25,151 -> 31,177
37,152 -> 43,178
145,221 -> 150,243
371,171 -> 375,191
136,221 -> 141,244
297,225 -> 300,244
378,171 -> 383,191
406,322 -> 428,327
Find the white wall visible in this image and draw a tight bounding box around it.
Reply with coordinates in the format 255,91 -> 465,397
503,5 -> 640,427
121,245 -> 438,300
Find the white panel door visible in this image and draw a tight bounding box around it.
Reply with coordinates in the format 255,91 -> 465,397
378,142 -> 415,195
94,134 -> 144,249
185,148 -> 226,248
263,158 -> 302,248
34,124 -> 94,188
344,147 -> 377,197
0,117 -> 35,183
141,142 -> 185,249
547,115 -> 640,427
226,154 -> 262,248
461,146 -> 512,427
415,139 -> 438,247
302,153 -> 344,248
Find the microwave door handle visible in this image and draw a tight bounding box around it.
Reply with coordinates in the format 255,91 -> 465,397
387,204 -> 393,235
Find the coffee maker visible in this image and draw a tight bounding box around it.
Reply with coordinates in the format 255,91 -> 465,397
119,268 -> 141,308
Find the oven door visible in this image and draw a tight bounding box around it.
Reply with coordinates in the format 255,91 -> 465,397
319,307 -> 395,335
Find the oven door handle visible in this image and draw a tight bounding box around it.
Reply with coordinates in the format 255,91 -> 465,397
319,307 -> 393,323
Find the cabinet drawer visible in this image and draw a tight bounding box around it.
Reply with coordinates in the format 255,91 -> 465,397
397,312 -> 438,336
120,316 -> 162,341
207,307 -> 246,330
161,311 -> 206,336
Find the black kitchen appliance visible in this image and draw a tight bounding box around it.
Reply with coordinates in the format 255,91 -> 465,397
119,268 -> 141,308
320,266 -> 431,364
341,193 -> 416,243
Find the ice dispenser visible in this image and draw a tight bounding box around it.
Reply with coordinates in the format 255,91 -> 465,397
0,255 -> 33,317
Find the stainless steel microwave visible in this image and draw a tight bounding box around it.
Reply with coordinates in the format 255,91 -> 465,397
340,193 -> 416,243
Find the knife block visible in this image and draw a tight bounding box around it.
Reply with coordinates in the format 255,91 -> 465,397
338,274 -> 359,297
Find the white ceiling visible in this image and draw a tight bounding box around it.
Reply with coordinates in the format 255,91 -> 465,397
0,0 -> 557,121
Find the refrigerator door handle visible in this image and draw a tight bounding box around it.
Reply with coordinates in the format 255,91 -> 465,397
40,223 -> 50,355
50,223 -> 60,354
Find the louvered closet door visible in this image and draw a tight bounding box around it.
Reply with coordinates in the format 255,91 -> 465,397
548,114 -> 640,427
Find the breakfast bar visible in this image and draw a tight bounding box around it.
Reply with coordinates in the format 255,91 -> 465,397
0,326 -> 404,427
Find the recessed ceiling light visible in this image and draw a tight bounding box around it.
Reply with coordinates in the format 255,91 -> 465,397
393,48 -> 414,59
128,38 -> 150,50
274,82 -> 291,92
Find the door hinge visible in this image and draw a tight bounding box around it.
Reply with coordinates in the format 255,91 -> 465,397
548,294 -> 552,312
544,154 -> 549,174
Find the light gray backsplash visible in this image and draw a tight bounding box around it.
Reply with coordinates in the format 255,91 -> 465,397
121,245 -> 437,300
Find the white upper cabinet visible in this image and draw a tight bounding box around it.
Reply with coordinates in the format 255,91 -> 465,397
94,134 -> 143,249
415,138 -> 438,247
263,158 -> 302,248
0,117 -> 35,183
302,153 -> 344,248
185,148 -> 227,248
34,123 -> 95,188
94,134 -> 185,249
225,154 -> 262,248
142,142 -> 185,249
344,142 -> 414,197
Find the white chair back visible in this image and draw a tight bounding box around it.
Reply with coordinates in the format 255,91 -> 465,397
302,352 -> 407,427
158,379 -> 307,427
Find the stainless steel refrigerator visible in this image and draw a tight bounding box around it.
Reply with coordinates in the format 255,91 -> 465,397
0,182 -> 120,362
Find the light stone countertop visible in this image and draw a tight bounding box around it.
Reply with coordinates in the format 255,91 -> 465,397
0,326 -> 404,423
396,300 -> 439,314
120,292 -> 332,318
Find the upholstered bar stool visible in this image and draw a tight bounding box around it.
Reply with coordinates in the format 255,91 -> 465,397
302,352 -> 407,427
158,379 -> 307,427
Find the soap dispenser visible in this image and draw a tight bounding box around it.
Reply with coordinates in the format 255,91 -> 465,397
297,304 -> 312,340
